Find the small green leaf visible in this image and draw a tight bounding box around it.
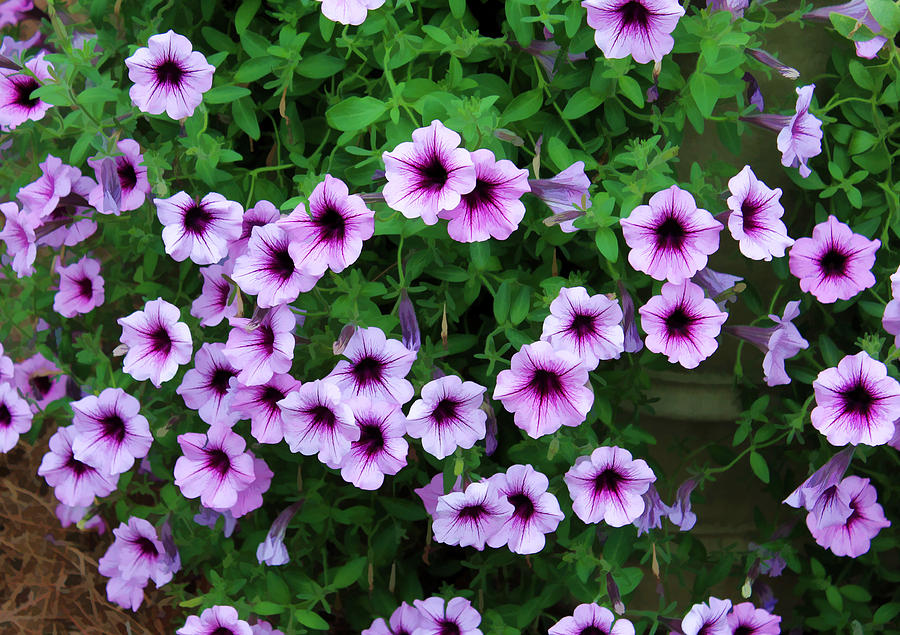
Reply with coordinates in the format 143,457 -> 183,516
866,0 -> 900,34
874,603 -> 900,624
501,89 -> 543,125
561,87 -> 602,119
234,56 -> 278,83
594,226 -> 619,262
840,584 -> 872,603
232,97 -> 260,140
235,0 -> 261,34
326,97 -> 388,132
494,282 -> 512,324
31,84 -> 71,106
254,601 -> 285,616
749,451 -> 770,483
509,287 -> 530,325
331,557 -> 367,589
829,12 -> 878,40
689,72 -> 719,118
449,0 -> 466,19
295,609 -> 330,630
205,85 -> 251,104
617,75 -> 644,108
825,586 -> 844,612
296,53 -> 346,79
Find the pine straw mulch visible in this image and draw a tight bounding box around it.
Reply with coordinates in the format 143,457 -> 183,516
0,438 -> 183,634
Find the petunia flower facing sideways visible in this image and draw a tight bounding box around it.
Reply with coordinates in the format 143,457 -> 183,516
806,476 -> 891,557
725,165 -> 793,261
363,601 -> 422,635
382,119 -> 476,226
118,297 -> 193,388
53,256 -> 105,318
582,0 -> 685,64
413,596 -> 483,635
230,372 -> 301,444
257,500 -> 303,566
564,446 -> 656,527
493,340 -> 593,439
727,602 -> 781,635
125,30 -> 215,120
789,215 -> 879,304
0,50 -> 53,131
744,84 -> 822,178
724,300 -> 810,386
681,597 -> 732,635
530,161 -> 591,233
783,447 -> 854,511
87,139 -> 151,214
549,603 -> 635,635
0,201 -> 37,277
223,304 -> 295,386
13,352 -> 68,411
191,263 -> 238,327
177,605 -> 253,635
38,426 -> 119,507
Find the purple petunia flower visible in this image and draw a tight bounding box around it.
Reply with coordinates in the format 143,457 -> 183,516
257,500 -> 303,566
743,72 -> 764,111
279,174 -> 375,276
620,185 -> 723,283
177,605 -> 253,635
232,224 -> 314,308
639,280 -> 729,369
811,351 -> 900,446
727,602 -> 781,635
747,48 -> 800,80
667,478 -> 698,531
340,398 -> 408,490
581,0 -> 685,64
231,373 -> 301,444
118,297 -> 193,387
0,0 -> 32,29
707,0 -> 749,19
317,0 -> 385,26
173,425 -> 256,509
223,304 -> 295,386
87,139 -> 151,214
789,215 -> 879,304
804,1 -> 888,59
0,51 -> 53,131
34,173 -> 99,249
493,340 -> 593,439
0,201 -> 37,277
0,381 -> 32,452
412,597 -> 482,635
326,326 -> 417,404
363,601 -> 422,635
883,266 -> 900,347
155,191 -> 243,265
432,481 -> 514,550
223,452 -> 272,518
56,503 -> 106,534
746,85 -> 823,177
725,166 -> 794,261
806,475 -> 890,557
529,161 -> 591,233
17,154 -> 81,220
280,378 -> 358,468
724,300 -> 810,386
250,620 -> 285,635
541,286 -> 625,369
191,263 -> 239,327
0,342 -> 12,385
13,352 -> 68,412
485,464 -> 565,555
783,447 -> 854,511
176,342 -> 240,426
193,506 -> 237,538
692,267 -> 744,311
632,484 -> 669,536
53,256 -> 105,318
548,603 -> 635,635
228,199 -> 281,259
618,282 -> 644,353
382,120 -> 476,226
38,426 -> 119,507
98,517 -> 175,589
414,472 -> 463,516
564,446 -> 656,527
806,479 -> 853,532
70,387 -> 152,475
125,30 -> 215,120
682,597 -> 732,635
438,148 -> 530,243
406,375 -> 487,459
398,289 -> 421,352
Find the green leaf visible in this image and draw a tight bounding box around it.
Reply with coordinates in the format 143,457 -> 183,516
449,0 -> 466,19
509,287 -> 530,325
561,87 -> 602,119
296,53 -> 346,79
205,85 -> 251,104
232,97 -> 260,140
617,75 -> 644,108
295,609 -> 329,630
31,84 -> 71,106
825,585 -> 844,612
874,603 -> 900,624
848,130 -> 877,154
235,0 -> 261,34
840,584 -> 871,603
867,0 -> 900,34
254,601 -> 284,616
331,557 -> 367,589
202,27 -> 237,53
749,451 -> 770,483
594,225 -> 618,262
469,242 -> 491,271
326,96 -> 387,132
500,89 -> 543,125
234,56 -> 278,83
689,72 -> 719,118
422,25 -> 453,46
494,281 -> 511,324
77,86 -> 116,105
829,12 -> 878,40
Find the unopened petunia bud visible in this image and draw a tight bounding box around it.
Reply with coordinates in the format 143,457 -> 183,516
398,289 -> 421,352
747,48 -> 799,79
333,323 -> 357,355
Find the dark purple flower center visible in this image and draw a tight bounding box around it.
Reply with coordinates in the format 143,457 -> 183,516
664,307 -> 693,336
594,468 -> 624,494
210,367 -> 236,396
463,178 -> 498,209
0,404 -> 11,428
740,199 -> 761,232
100,413 -> 127,443
819,248 -> 848,277
358,422 -> 385,455
732,626 -> 753,635
205,448 -> 231,475
76,275 -> 94,300
135,536 -> 159,557
698,622 -> 718,635
509,492 -> 535,520
154,58 -> 185,88
316,206 -> 346,242
528,368 -> 563,399
619,0 -> 650,27
420,154 -> 449,189
149,326 -> 173,355
13,76 -> 40,108
352,356 -> 384,387
395,631 -> 410,635
569,313 -> 597,339
839,381 -> 874,417
29,374 -> 53,399
258,325 -> 276,354
117,159 -> 138,190
579,627 -> 607,635
432,397 -> 460,425
438,621 -> 460,635
210,629 -> 235,635
655,215 -> 686,250
65,452 -> 91,476
182,202 -> 213,235
270,247 -> 296,280
241,218 -> 269,241
310,405 -> 336,430
458,503 -> 487,520
261,385 -> 286,409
